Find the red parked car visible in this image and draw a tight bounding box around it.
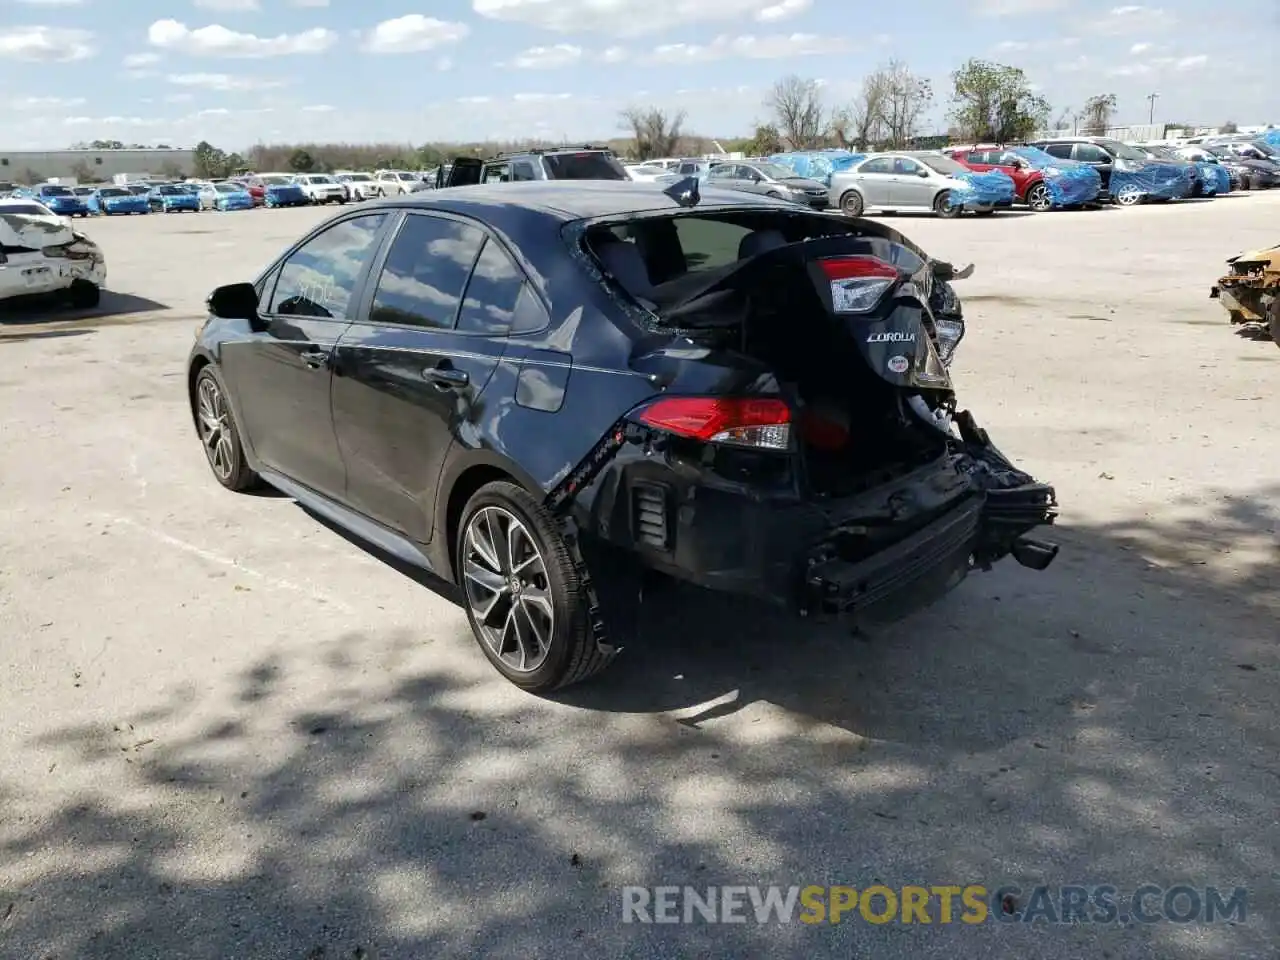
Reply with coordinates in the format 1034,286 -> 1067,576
233,177 -> 267,206
943,144 -> 1052,212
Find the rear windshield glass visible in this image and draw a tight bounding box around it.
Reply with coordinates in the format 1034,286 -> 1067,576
39,185 -> 71,196
99,188 -> 128,196
262,176 -> 292,185
0,202 -> 52,215
543,151 -> 629,180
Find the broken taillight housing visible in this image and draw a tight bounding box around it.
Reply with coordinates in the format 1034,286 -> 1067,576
819,255 -> 899,314
634,396 -> 791,450
41,240 -> 96,260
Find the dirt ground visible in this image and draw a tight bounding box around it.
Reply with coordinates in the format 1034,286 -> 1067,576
1,194 -> 1277,959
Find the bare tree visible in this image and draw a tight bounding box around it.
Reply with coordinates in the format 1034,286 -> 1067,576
768,75 -> 827,150
1080,93 -> 1117,136
618,106 -> 686,161
836,69 -> 890,150
879,60 -> 932,149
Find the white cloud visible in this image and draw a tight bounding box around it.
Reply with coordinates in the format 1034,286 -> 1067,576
1175,54 -> 1206,70
1054,55 -> 1091,72
599,45 -> 629,62
0,26 -> 95,61
756,0 -> 809,21
124,52 -> 162,67
165,93 -> 195,103
195,0 -> 261,10
437,56 -> 454,71
14,0 -> 85,6
303,104 -> 336,112
290,0 -> 328,5
973,0 -> 1065,14
647,32 -> 849,62
148,19 -> 337,57
1090,5 -> 1175,34
362,15 -> 469,53
9,95 -> 87,109
472,0 -> 819,36
995,36 -> 1078,52
1107,62 -> 1152,76
507,43 -> 582,68
63,116 -> 167,127
995,40 -> 1029,50
1130,41 -> 1151,53
167,72 -> 287,90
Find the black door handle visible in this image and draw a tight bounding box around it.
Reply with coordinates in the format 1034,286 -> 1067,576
300,349 -> 330,369
422,366 -> 469,389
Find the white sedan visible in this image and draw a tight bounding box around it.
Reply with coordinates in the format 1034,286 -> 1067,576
0,198 -> 106,308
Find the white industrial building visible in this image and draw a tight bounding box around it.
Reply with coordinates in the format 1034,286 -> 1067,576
0,148 -> 197,184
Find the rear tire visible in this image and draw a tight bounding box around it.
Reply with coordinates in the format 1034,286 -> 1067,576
68,280 -> 99,309
934,191 -> 962,218
456,481 -> 617,691
839,190 -> 864,217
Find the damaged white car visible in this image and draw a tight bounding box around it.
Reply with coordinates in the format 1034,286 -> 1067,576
0,199 -> 106,309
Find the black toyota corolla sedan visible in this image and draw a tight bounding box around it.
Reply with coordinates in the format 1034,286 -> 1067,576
188,180 -> 1058,691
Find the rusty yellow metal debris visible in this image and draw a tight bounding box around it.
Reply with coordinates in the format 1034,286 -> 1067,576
1210,242 -> 1280,344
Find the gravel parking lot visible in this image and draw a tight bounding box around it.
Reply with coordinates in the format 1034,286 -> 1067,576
2,195 -> 1277,959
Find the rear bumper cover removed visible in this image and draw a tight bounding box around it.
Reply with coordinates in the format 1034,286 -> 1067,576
561,410 -> 1058,625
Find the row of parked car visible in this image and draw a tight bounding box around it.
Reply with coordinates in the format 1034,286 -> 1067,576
0,167 -> 442,219
619,133 -> 1280,218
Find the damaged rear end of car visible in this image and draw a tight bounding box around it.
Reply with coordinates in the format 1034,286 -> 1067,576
551,194 -> 1058,627
1211,243 -> 1280,345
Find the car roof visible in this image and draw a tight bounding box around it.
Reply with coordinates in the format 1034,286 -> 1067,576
370,180 -> 802,223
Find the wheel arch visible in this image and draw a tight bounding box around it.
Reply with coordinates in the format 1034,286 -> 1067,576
437,452 -> 545,584
187,352 -> 214,425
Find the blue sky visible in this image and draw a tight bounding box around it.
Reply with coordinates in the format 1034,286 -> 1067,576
0,0 -> 1273,149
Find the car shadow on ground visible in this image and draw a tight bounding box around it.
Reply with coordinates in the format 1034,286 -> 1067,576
0,290 -> 169,326
2,487 -> 1276,958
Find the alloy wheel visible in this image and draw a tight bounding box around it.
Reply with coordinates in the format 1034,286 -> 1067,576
462,506 -> 555,673
196,376 -> 235,482
1027,184 -> 1051,211
1115,184 -> 1143,206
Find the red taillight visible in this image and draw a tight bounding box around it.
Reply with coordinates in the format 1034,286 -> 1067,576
635,396 -> 791,450
818,255 -> 899,281
819,255 -> 898,314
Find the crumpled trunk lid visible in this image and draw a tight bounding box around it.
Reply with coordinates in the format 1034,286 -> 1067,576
0,211 -> 74,250
651,233 -> 953,393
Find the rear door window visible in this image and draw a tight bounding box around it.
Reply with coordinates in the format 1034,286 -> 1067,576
858,157 -> 894,174
672,218 -> 754,271
370,214 -> 485,330
482,163 -> 511,183
1042,143 -> 1073,159
893,157 -> 922,175
511,161 -> 537,181
457,239 -> 524,335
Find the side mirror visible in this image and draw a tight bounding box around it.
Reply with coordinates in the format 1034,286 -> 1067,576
917,168 -> 930,177
207,282 -> 260,322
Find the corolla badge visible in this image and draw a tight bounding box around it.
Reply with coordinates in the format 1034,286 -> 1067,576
887,355 -> 910,374
867,331 -> 916,344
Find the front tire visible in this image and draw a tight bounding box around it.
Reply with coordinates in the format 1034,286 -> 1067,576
1026,181 -> 1052,211
193,366 -> 259,492
934,190 -> 962,218
457,481 -> 615,691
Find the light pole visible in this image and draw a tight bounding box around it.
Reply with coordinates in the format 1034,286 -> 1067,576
1146,92 -> 1159,125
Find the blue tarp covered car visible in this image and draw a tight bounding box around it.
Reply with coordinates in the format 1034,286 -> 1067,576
1006,147 -> 1102,207
15,184 -> 90,218
949,168 -> 1016,208
1258,130 -> 1280,149
769,151 -> 864,186
260,175 -> 309,207
1196,162 -> 1230,195
1109,160 -> 1195,205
